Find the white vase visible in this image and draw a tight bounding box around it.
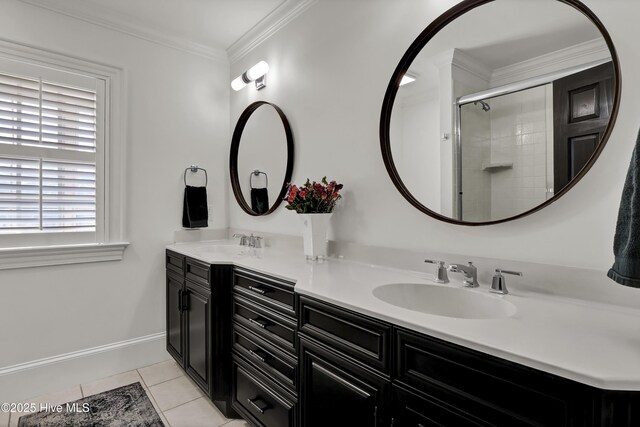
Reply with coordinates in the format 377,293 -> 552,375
300,213 -> 332,261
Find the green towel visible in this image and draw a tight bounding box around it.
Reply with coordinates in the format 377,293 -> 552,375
608,130 -> 640,288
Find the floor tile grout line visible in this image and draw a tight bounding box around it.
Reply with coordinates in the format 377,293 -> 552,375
159,394 -> 204,415
141,372 -> 186,390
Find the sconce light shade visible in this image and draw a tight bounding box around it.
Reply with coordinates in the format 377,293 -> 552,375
231,61 -> 270,91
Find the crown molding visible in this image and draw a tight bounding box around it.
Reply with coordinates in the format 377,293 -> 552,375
451,49 -> 492,83
18,0 -> 228,62
490,38 -> 610,87
227,0 -> 319,64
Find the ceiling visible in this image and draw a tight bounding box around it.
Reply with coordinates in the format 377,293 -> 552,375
19,0 -> 302,60
398,0 -> 608,97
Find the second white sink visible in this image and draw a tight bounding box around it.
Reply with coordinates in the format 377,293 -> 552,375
372,283 -> 516,319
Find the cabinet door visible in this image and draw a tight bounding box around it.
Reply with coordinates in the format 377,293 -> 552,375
166,272 -> 184,366
185,281 -> 211,395
299,336 -> 388,427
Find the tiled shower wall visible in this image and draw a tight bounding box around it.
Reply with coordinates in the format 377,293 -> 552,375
460,85 -> 554,221
488,85 -> 553,219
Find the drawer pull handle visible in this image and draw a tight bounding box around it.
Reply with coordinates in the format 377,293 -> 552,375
248,348 -> 267,363
247,397 -> 269,414
249,317 -> 269,329
248,285 -> 267,295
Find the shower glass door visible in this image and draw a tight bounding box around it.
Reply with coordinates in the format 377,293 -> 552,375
457,85 -> 554,222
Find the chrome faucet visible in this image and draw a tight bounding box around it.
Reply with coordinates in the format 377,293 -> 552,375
248,234 -> 262,249
448,262 -> 479,288
233,233 -> 248,246
233,233 -> 262,248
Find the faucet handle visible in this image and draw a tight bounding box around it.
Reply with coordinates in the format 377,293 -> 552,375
496,269 -> 522,277
254,236 -> 263,249
491,269 -> 522,295
424,260 -> 449,284
233,233 -> 248,246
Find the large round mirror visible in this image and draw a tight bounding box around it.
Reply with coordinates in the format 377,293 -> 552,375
380,0 -> 620,225
230,101 -> 294,216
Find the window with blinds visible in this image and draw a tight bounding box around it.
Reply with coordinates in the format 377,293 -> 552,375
0,71 -> 98,233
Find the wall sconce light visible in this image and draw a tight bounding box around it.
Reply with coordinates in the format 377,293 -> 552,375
231,61 -> 269,91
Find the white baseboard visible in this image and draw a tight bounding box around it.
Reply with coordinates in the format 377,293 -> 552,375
0,332 -> 170,402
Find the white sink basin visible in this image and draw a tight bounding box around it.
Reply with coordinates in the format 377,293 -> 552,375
372,283 -> 516,319
198,245 -> 246,257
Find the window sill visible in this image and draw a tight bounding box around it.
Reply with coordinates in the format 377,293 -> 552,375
0,242 -> 129,270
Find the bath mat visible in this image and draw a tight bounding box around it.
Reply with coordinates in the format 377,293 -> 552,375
18,382 -> 164,427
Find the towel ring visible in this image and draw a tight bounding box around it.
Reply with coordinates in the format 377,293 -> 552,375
249,170 -> 268,189
184,165 -> 208,186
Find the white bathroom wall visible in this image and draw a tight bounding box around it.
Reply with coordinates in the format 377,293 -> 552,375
229,0 -> 638,272
0,0 -> 229,399
390,88 -> 441,211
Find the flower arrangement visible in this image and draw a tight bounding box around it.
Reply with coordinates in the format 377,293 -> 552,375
284,177 -> 343,214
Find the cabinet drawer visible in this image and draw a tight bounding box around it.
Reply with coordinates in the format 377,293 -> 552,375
298,295 -> 391,373
392,384 -> 489,427
395,328 -> 592,426
166,250 -> 185,275
232,356 -> 296,427
234,268 -> 296,317
233,295 -> 297,355
233,323 -> 297,393
186,257 -> 210,287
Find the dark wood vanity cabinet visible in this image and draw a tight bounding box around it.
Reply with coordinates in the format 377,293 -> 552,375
184,278 -> 211,394
166,269 -> 185,366
165,256 -> 640,427
164,250 -> 235,417
393,328 -> 594,427
299,335 -> 389,427
297,295 -> 604,427
298,295 -> 392,426
230,267 -> 298,427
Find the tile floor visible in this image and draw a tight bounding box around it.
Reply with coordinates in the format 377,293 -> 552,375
1,360 -> 249,427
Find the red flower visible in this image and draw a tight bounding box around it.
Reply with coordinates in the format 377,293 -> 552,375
287,185 -> 298,202
284,178 -> 343,213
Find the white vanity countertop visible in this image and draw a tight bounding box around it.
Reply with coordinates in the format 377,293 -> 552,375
167,240 -> 640,391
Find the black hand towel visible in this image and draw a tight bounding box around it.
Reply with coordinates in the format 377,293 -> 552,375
608,130 -> 640,287
182,185 -> 208,228
251,188 -> 269,215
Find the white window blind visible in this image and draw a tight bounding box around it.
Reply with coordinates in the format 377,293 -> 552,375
0,71 -> 97,233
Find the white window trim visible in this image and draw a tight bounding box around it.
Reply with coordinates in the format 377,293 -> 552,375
0,38 -> 128,269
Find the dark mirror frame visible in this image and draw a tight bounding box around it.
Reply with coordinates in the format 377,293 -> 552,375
230,101 -> 294,216
379,0 -> 621,226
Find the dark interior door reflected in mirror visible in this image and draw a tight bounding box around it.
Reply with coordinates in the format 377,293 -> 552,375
380,0 -> 620,225
230,101 -> 294,216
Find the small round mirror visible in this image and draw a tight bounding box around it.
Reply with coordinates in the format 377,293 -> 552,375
230,101 -> 294,216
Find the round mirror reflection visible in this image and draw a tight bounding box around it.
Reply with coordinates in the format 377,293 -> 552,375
381,0 -> 620,225
230,101 -> 294,216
